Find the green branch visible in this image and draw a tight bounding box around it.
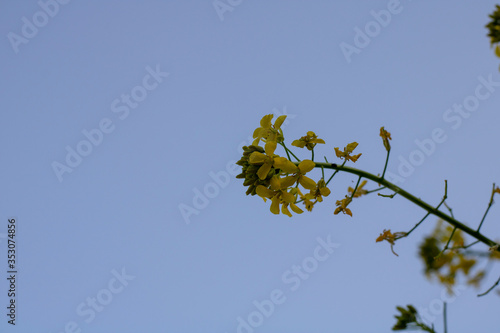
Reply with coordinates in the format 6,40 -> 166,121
311,162 -> 499,251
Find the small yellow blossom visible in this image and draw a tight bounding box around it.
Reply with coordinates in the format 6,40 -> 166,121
256,185 -> 303,217
252,114 -> 286,150
308,179 -> 331,203
376,229 -> 407,256
275,159 -> 317,190
291,131 -> 325,150
293,187 -> 316,211
380,127 -> 392,151
334,196 -> 352,216
249,151 -> 276,180
334,142 -> 362,163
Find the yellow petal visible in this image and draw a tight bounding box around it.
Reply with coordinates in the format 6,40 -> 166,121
345,208 -> 352,217
334,147 -> 342,158
274,115 -> 286,129
249,152 -> 267,164
270,196 -> 280,214
270,176 -> 281,190
257,163 -> 272,180
253,127 -> 264,139
281,191 -> 295,204
346,142 -> 358,153
281,204 -> 292,217
350,153 -> 362,162
299,175 -> 317,190
256,185 -> 274,198
306,131 -> 315,137
273,157 -> 298,173
291,139 -> 306,148
267,132 -> 277,142
320,187 -> 331,196
298,160 -> 315,173
313,138 -> 325,144
290,203 -> 303,214
265,141 -> 277,156
260,114 -> 273,128
280,175 -> 297,189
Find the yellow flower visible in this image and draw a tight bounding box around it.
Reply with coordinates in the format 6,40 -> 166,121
308,178 -> 331,203
376,229 -> 407,256
276,159 -> 317,190
380,127 -> 392,151
252,114 -> 286,152
334,142 -> 362,163
334,196 -> 353,216
291,131 -> 325,150
249,151 -> 276,180
256,185 -> 303,217
293,187 -> 316,212
348,180 -> 368,198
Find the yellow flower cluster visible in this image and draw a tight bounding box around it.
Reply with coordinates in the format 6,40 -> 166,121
418,220 -> 500,292
237,114 -> 335,216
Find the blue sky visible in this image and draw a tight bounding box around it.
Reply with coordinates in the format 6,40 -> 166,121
1,1 -> 500,332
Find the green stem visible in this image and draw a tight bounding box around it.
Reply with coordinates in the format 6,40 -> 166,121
325,161 -> 346,186
366,186 -> 386,194
477,183 -> 496,232
381,149 -> 390,179
350,176 -> 362,200
280,142 -> 300,162
443,302 -> 447,333
478,274 -> 500,297
311,163 -> 499,251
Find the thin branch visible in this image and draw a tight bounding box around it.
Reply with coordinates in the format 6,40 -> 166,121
325,160 -> 346,186
365,186 -> 386,195
478,274 -> 500,297
443,302 -> 448,333
407,212 -> 432,236
477,183 -> 496,232
349,176 -> 362,200
450,240 -> 480,251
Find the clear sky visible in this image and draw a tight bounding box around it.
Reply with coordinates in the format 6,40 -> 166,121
1,1 -> 500,332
